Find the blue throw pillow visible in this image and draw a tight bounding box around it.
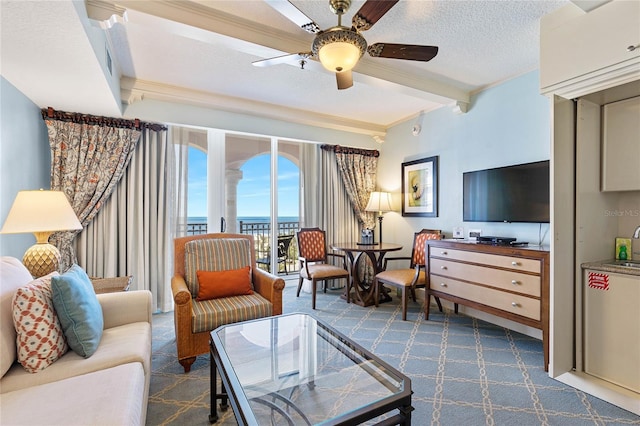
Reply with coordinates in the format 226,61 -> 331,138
51,264 -> 104,358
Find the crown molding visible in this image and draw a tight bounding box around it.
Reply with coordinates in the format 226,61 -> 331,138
121,77 -> 387,136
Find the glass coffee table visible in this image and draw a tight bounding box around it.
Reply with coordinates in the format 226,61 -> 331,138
209,313 -> 412,425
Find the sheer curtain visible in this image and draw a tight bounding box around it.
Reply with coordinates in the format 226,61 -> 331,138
76,126 -> 186,313
301,143 -> 360,245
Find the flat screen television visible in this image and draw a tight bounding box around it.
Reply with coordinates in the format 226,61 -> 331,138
463,160 -> 550,223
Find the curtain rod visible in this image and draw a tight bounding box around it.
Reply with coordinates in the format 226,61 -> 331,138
320,144 -> 379,157
41,107 -> 167,131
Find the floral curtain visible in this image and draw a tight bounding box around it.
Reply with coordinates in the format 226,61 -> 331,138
43,108 -> 146,271
322,144 -> 378,230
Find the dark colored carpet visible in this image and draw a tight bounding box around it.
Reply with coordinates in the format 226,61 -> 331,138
147,279 -> 640,425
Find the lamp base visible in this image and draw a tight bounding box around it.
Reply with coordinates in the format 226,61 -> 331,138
23,243 -> 60,278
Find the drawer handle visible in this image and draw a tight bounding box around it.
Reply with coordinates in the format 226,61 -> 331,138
511,302 -> 520,307
440,283 -> 447,287
441,251 -> 448,255
511,280 -> 520,285
511,261 -> 519,266
440,265 -> 447,270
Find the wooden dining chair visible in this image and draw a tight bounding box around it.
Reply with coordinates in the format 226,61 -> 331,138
374,229 -> 443,320
296,227 -> 349,309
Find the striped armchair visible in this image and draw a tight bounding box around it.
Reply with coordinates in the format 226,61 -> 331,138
171,233 -> 285,373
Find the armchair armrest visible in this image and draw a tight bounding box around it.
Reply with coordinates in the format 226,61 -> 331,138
253,268 -> 285,315
327,252 -> 347,268
383,256 -> 411,270
171,275 -> 192,305
98,290 -> 152,329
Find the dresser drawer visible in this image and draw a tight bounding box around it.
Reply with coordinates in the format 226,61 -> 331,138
430,258 -> 541,297
430,247 -> 541,273
430,275 -> 541,321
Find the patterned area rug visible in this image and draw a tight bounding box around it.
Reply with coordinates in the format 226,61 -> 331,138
147,279 -> 640,425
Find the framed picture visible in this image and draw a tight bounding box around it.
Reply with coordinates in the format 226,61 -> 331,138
402,156 -> 438,217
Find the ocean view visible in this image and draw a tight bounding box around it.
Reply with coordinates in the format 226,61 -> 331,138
187,216 -> 299,224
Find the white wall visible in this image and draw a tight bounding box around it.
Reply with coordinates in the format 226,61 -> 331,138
0,77 -> 51,258
377,71 -> 551,256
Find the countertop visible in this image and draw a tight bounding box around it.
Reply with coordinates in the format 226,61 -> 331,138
581,259 -> 640,276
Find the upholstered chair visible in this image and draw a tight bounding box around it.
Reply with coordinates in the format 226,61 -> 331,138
374,229 -> 443,320
296,228 -> 349,310
171,233 -> 285,372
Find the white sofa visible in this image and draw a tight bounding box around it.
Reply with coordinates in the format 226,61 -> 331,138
0,257 -> 152,425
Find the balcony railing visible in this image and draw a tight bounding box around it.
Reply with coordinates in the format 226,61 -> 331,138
185,221 -> 300,274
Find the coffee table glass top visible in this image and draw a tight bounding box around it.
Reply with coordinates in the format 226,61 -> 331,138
211,313 -> 411,425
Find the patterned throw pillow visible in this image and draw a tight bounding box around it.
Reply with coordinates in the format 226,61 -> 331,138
12,272 -> 68,373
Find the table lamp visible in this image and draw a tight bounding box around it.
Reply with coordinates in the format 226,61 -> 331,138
365,191 -> 392,244
1,190 -> 82,277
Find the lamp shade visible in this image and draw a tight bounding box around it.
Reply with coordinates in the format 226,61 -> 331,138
1,190 -> 82,234
312,27 -> 367,73
365,191 -> 392,213
1,190 -> 82,278
319,42 -> 361,72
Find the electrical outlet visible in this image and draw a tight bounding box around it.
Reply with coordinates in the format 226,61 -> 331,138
453,227 -> 464,239
469,229 -> 481,240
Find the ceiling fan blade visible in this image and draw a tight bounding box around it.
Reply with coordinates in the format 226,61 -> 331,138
264,0 -> 320,33
368,43 -> 439,62
253,52 -> 312,67
352,0 -> 399,32
336,71 -> 353,90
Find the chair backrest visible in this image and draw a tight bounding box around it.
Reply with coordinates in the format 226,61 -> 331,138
174,232 -> 256,278
411,229 -> 442,267
296,228 -> 328,262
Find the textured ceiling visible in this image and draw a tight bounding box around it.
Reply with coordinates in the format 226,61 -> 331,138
1,0 -> 573,136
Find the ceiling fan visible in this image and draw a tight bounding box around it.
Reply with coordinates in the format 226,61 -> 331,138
253,0 -> 439,90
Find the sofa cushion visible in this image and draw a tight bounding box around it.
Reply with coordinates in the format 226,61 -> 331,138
12,271 -> 68,373
0,362 -> 146,426
191,293 -> 272,333
0,256 -> 35,377
196,266 -> 253,301
51,264 -> 104,358
0,321 -> 151,393
184,238 -> 252,296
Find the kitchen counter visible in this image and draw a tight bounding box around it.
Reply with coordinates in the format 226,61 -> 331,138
581,259 -> 640,276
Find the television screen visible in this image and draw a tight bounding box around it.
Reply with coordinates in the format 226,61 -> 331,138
463,160 -> 550,223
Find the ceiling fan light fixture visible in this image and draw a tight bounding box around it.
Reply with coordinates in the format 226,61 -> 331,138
313,27 -> 366,73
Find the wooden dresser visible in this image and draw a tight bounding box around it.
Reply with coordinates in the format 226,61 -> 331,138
425,240 -> 550,370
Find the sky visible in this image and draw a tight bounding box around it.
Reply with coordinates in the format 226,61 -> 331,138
187,147 -> 299,218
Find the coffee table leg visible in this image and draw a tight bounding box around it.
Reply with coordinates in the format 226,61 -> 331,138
209,350 -> 218,423
398,403 -> 413,425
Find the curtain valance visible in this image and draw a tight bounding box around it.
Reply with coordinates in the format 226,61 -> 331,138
320,144 -> 379,157
41,107 -> 167,131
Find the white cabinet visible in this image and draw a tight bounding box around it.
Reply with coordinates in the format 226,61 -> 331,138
540,0 -> 640,99
602,96 -> 640,191
583,269 -> 640,393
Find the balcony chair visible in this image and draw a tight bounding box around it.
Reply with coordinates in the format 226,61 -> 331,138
374,229 -> 445,320
296,227 -> 349,310
171,233 -> 285,373
256,234 -> 295,275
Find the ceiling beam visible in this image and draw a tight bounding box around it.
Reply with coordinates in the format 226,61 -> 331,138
88,0 -> 470,105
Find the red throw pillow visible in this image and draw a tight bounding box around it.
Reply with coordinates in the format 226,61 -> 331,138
196,266 -> 253,301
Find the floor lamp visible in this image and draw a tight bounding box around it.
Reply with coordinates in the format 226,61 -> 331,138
1,190 -> 82,278
365,191 -> 392,244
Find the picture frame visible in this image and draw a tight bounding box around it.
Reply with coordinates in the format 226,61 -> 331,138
402,156 -> 438,217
